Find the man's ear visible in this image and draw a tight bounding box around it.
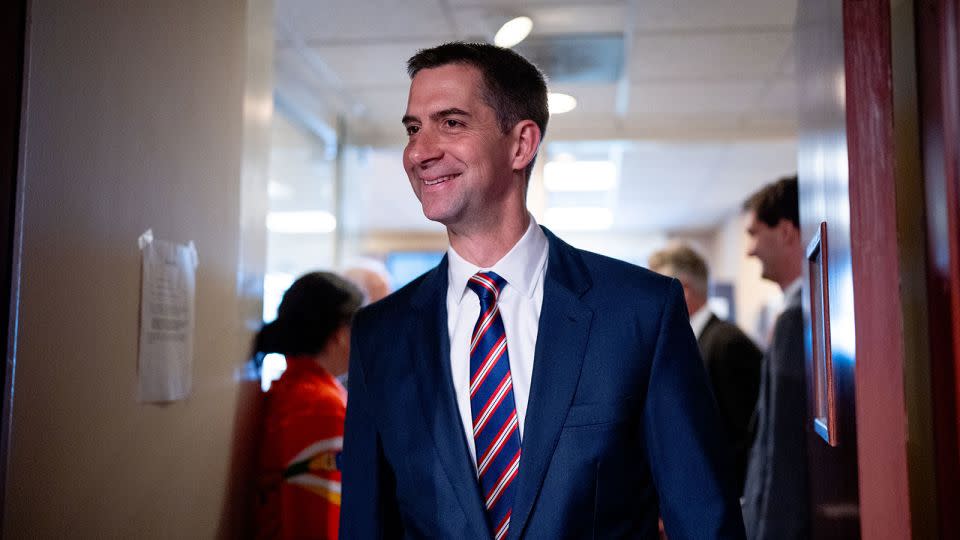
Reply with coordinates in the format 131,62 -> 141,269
510,119 -> 542,173
777,218 -> 801,244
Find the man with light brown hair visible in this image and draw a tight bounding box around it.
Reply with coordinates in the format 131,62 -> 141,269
648,243 -> 762,495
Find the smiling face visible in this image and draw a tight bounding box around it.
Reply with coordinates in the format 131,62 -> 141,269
402,63 -> 523,233
745,210 -> 801,286
745,211 -> 780,282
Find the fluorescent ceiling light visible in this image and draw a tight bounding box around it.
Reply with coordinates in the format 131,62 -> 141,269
548,93 -> 577,114
266,211 -> 337,234
494,16 -> 533,48
544,160 -> 618,192
543,207 -> 614,231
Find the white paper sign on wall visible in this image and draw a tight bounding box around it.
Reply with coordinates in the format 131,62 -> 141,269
137,229 -> 198,403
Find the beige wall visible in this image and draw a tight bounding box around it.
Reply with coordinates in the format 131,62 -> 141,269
707,211 -> 782,347
6,1 -> 270,538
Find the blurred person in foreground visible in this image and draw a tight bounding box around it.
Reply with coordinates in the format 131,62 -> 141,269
740,176 -> 810,540
339,41 -> 745,539
648,243 -> 763,496
254,272 -> 362,540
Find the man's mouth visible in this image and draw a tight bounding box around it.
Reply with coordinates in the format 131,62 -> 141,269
422,173 -> 460,186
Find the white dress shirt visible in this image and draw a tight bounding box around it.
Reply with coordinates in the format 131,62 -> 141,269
782,277 -> 803,307
689,304 -> 713,340
446,217 -> 549,463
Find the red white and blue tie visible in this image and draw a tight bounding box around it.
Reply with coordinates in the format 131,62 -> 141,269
467,271 -> 521,540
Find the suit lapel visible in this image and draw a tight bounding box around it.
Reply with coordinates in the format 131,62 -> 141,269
509,229 -> 594,540
409,257 -> 489,536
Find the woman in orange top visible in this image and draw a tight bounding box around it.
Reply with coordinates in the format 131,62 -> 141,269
254,272 -> 362,540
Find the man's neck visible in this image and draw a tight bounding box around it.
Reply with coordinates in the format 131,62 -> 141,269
777,266 -> 802,291
448,211 -> 530,267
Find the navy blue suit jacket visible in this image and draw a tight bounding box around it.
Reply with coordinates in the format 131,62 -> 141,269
340,228 -> 745,539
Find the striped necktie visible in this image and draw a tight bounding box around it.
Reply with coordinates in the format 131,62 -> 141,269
467,271 -> 521,540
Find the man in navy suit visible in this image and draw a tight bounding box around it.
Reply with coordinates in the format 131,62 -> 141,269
340,42 -> 745,539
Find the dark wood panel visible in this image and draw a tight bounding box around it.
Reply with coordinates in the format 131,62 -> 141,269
917,0 -> 960,537
0,0 -> 28,532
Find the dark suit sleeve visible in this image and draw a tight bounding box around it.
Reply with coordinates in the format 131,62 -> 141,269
755,306 -> 809,539
709,332 -> 762,437
339,317 -> 402,539
705,326 -> 763,493
643,280 -> 746,540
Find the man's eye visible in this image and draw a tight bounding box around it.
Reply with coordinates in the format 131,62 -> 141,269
406,125 -> 420,136
444,119 -> 461,128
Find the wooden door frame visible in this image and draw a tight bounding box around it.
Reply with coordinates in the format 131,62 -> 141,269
1,0 -> 28,532
844,0 -> 942,538
917,0 -> 960,537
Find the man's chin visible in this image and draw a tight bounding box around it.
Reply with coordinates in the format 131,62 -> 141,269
421,207 -> 455,226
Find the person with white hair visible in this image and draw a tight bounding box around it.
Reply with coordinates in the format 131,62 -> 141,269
341,257 -> 392,306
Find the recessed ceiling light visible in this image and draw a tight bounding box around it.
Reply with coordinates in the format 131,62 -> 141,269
544,161 -> 618,192
266,211 -> 337,234
548,93 -> 577,114
494,16 -> 533,48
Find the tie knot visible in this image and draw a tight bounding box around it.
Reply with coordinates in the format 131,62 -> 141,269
467,271 -> 506,306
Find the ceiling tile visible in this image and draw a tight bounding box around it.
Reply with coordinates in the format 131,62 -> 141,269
611,139 -> 797,230
277,0 -> 456,43
756,77 -> 797,111
546,83 -> 618,114
307,42 -> 432,88
272,0 -> 802,234
629,30 -> 793,81
452,3 -> 628,38
629,79 -> 769,114
630,0 -> 798,30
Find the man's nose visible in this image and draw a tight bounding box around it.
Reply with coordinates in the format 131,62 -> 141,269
407,129 -> 442,166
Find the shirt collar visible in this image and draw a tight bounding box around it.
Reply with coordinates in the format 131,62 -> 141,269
447,215 -> 548,305
689,304 -> 713,339
783,277 -> 803,303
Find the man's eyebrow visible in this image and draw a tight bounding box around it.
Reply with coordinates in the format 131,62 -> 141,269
402,108 -> 471,126
431,108 -> 470,121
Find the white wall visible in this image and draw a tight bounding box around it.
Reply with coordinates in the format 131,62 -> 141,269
5,1 -> 270,537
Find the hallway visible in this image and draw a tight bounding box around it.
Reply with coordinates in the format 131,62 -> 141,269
1,1 -> 958,538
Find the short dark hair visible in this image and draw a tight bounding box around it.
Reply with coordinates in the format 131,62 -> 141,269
743,175 -> 800,228
407,42 -> 549,179
253,271 -> 362,358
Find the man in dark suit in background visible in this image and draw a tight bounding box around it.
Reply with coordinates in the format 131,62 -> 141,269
339,42 -> 745,539
648,244 -> 763,496
740,176 -> 810,540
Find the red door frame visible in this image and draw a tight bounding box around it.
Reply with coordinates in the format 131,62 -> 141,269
846,0 -> 960,538
844,1 -> 910,535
